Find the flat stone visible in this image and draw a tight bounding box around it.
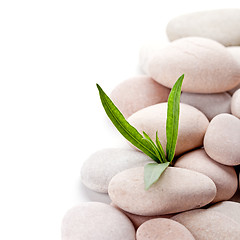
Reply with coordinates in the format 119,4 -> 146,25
148,37 -> 240,93
128,102 -> 209,156
231,89 -> 240,118
175,149 -> 237,203
110,76 -> 170,118
81,148 -> 152,193
204,113 -> 240,166
61,202 -> 135,240
166,9 -> 240,46
108,167 -> 216,216
180,92 -> 231,120
172,209 -> 240,240
136,218 -> 195,240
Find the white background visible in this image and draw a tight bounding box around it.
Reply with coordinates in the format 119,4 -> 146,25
0,1 -> 239,239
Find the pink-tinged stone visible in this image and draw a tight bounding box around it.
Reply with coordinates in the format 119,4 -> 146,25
110,76 -> 170,118
180,92 -> 231,120
174,149 -> 238,203
172,209 -> 240,240
204,113 -> 240,166
108,167 -> 216,216
231,89 -> 240,119
136,218 -> 195,240
61,202 -> 135,240
128,102 -> 209,156
148,37 -> 240,93
228,83 -> 240,95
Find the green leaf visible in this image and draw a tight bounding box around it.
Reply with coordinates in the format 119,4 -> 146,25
155,131 -> 167,163
97,84 -> 159,162
166,74 -> 184,163
144,162 -> 170,190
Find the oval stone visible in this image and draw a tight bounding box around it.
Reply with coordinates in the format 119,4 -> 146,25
110,76 -> 170,118
204,113 -> 240,166
148,37 -> 240,93
180,92 -> 231,120
81,148 -> 152,193
128,102 -> 209,156
172,209 -> 240,240
231,89 -> 240,119
108,167 -> 216,216
174,149 -> 238,203
61,202 -> 135,240
136,218 -> 195,240
166,9 -> 240,46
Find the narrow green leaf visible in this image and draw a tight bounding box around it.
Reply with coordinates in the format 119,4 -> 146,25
166,74 -> 184,163
144,162 -> 170,190
155,131 -> 167,163
97,84 -> 159,162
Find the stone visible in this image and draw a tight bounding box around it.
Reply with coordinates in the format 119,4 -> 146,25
61,202 -> 135,240
128,102 -> 209,156
208,201 -> 240,224
204,113 -> 240,166
136,218 -> 195,240
110,76 -> 170,118
180,92 -> 231,120
148,37 -> 240,93
108,167 -> 216,216
166,9 -> 240,46
81,148 -> 152,193
231,89 -> 240,118
174,149 -> 238,203
228,83 -> 240,95
172,209 -> 240,240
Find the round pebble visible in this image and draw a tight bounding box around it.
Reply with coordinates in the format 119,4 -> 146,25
204,113 -> 240,166
174,149 -> 238,202
61,202 -> 135,240
110,76 -> 170,118
148,37 -> 240,93
166,9 -> 240,46
231,89 -> 240,119
136,218 -> 195,240
180,92 -> 231,120
108,167 -> 216,216
128,102 -> 209,156
81,148 -> 152,193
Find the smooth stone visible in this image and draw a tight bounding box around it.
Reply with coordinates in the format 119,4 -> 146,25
172,209 -> 240,240
180,92 -> 231,120
204,113 -> 240,166
128,102 -> 209,156
136,218 -> 195,240
231,89 -> 240,118
174,149 -> 238,203
148,37 -> 240,93
230,189 -> 240,203
61,202 -> 135,240
110,76 -> 170,118
112,203 -> 174,229
108,167 -> 216,216
139,40 -> 169,74
81,148 -> 152,193
208,201 -> 240,224
228,83 -> 240,95
166,9 -> 240,46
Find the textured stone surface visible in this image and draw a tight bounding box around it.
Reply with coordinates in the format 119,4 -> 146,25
81,148 -> 152,193
180,92 -> 231,120
172,209 -> 240,240
110,76 -> 170,118
148,37 -> 240,93
136,218 -> 195,240
204,113 -> 240,166
166,9 -> 240,46
61,202 -> 135,240
128,102 -> 209,156
231,89 -> 240,118
108,167 -> 216,216
174,149 -> 238,203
